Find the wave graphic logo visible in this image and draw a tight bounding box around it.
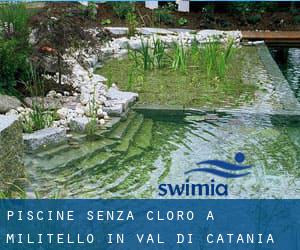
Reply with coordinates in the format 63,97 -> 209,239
185,152 -> 252,178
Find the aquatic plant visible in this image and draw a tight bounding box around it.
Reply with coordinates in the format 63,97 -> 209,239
152,38 -> 167,69
21,64 -> 55,133
85,86 -> 99,136
134,39 -> 153,71
203,38 -> 235,79
171,42 -> 188,73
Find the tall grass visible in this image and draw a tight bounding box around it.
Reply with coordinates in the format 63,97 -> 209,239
171,42 -> 188,73
203,38 -> 235,79
153,38 -> 166,69
21,64 -> 55,133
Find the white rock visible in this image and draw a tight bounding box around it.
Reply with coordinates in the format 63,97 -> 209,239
16,107 -> 25,113
63,91 -> 70,96
99,119 -> 105,125
47,90 -> 56,98
6,109 -> 18,116
57,107 -> 69,119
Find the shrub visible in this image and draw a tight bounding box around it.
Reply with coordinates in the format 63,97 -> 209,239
294,15 -> 300,24
247,14 -> 262,25
112,2 -> 135,20
126,12 -> 138,37
154,4 -> 175,26
177,17 -> 188,26
0,2 -> 31,94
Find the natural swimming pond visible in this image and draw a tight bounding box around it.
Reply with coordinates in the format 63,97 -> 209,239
25,111 -> 300,199
23,45 -> 300,199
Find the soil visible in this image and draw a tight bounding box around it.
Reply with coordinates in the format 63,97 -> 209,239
30,2 -> 300,32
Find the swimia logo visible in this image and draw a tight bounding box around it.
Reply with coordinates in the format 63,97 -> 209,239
158,152 -> 252,197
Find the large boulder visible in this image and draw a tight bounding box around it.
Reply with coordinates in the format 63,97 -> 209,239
0,95 -> 22,114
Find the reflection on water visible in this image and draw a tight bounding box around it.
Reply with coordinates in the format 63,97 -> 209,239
269,47 -> 300,101
25,112 -> 300,199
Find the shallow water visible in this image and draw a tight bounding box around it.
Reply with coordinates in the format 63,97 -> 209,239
270,47 -> 300,101
25,111 -> 300,199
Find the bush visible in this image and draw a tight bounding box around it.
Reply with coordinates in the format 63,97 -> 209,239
247,14 -> 262,25
154,3 -> 176,26
0,3 -> 31,94
294,15 -> 300,24
0,38 -> 29,94
112,2 -> 135,19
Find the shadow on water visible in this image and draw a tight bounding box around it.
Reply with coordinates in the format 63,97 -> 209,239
269,46 -> 300,102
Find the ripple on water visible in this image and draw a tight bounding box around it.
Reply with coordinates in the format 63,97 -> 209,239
25,112 -> 300,199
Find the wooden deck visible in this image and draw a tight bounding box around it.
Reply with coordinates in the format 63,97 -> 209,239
242,31 -> 300,45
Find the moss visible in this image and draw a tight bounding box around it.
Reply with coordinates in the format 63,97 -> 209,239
0,118 -> 25,195
96,46 -> 258,108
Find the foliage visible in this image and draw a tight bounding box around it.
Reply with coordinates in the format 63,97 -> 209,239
0,2 -> 31,95
97,45 -> 256,108
154,3 -> 176,26
171,42 -> 188,73
101,18 -> 112,25
126,12 -> 138,37
294,15 -> 300,24
177,17 -> 188,26
203,38 -> 235,80
247,14 -> 262,25
112,2 -> 135,20
85,86 -> 99,136
21,64 -> 55,133
153,38 -> 167,69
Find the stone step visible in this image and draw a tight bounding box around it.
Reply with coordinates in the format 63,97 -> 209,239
108,112 -> 136,140
60,152 -> 121,185
133,119 -> 153,150
123,145 -> 144,163
36,143 -> 71,159
113,114 -> 144,153
37,138 -> 118,173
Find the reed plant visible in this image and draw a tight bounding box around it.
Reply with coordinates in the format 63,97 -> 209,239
152,38 -> 167,69
203,38 -> 235,79
21,64 -> 55,133
171,42 -> 188,73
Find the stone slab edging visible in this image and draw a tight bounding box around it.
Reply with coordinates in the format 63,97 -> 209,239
0,115 -> 24,191
256,44 -> 300,113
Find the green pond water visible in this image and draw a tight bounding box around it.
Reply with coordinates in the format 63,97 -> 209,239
25,111 -> 300,198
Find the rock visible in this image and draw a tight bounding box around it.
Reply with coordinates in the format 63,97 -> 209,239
23,127 -> 67,151
69,117 -> 90,132
0,94 -> 22,114
128,40 -> 142,50
138,27 -> 176,36
0,115 -> 24,192
104,27 -> 128,35
103,104 -> 123,117
24,97 -> 62,110
57,107 -> 69,120
99,119 -> 105,125
6,109 -> 18,116
47,90 -> 57,98
106,87 -> 138,110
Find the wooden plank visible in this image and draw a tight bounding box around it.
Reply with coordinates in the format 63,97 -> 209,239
242,31 -> 300,44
